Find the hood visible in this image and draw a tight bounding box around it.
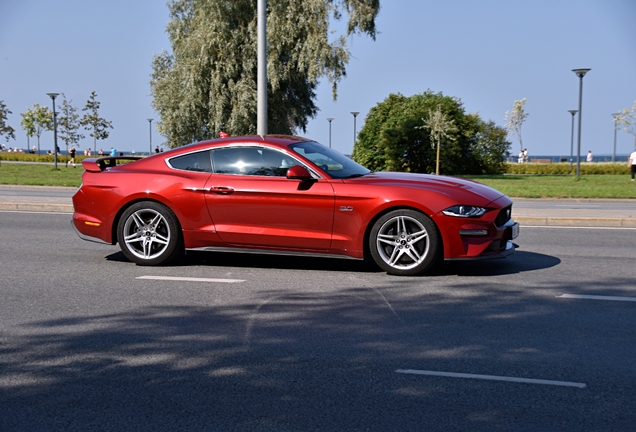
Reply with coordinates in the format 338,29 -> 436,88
344,172 -> 506,204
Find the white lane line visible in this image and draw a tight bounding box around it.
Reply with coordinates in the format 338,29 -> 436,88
396,369 -> 586,388
557,294 -> 636,302
136,276 -> 245,283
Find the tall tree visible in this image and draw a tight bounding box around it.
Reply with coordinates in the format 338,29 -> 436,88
20,103 -> 53,154
504,98 -> 529,153
615,100 -> 636,148
151,0 -> 380,148
352,91 -> 510,175
58,94 -> 85,158
419,105 -> 457,175
81,91 -> 113,153
0,100 -> 16,144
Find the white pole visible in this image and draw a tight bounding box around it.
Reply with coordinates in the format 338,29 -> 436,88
257,0 -> 267,135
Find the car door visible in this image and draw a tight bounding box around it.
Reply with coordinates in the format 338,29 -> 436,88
203,146 -> 335,250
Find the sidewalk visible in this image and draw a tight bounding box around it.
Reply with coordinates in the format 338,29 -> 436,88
0,185 -> 634,227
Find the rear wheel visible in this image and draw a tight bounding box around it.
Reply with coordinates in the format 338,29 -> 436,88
117,201 -> 182,266
369,209 -> 440,276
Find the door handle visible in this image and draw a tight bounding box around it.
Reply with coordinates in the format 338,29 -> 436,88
208,186 -> 234,195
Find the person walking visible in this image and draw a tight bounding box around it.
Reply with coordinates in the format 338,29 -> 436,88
69,145 -> 77,167
586,150 -> 593,162
629,148 -> 636,181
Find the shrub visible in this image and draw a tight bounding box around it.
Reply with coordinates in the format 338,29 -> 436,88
506,162 -> 630,175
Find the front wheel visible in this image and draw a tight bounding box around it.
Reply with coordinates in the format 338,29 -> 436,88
117,201 -> 182,266
369,209 -> 440,276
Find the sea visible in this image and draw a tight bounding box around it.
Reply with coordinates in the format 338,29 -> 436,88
508,154 -> 629,163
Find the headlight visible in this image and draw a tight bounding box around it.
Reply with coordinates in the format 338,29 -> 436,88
442,205 -> 487,218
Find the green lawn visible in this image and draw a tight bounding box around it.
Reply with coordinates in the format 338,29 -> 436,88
0,163 -> 83,187
464,174 -> 636,199
1,161 -> 635,198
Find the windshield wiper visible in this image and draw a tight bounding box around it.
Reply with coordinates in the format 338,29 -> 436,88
345,172 -> 372,179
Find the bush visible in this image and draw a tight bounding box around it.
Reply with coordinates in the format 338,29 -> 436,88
0,153 -> 86,163
506,162 -> 630,175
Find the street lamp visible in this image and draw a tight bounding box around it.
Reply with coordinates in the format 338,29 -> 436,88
572,68 -> 590,177
568,109 -> 578,173
47,93 -> 60,169
326,118 -> 334,148
351,112 -> 360,147
612,113 -> 620,163
147,118 -> 153,154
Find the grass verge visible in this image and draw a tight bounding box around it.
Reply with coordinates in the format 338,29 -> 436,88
464,175 -> 636,199
0,162 -> 635,198
0,162 -> 83,187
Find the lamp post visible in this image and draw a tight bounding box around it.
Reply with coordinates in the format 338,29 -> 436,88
47,93 -> 59,169
568,110 -> 578,173
612,113 -> 620,163
147,118 -> 153,154
257,0 -> 267,135
572,68 -> 590,177
350,112 -> 360,147
326,118 -> 334,148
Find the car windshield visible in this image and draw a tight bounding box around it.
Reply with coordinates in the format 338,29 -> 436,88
289,141 -> 372,179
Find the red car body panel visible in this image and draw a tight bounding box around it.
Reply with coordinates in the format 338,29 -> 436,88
72,135 -> 517,264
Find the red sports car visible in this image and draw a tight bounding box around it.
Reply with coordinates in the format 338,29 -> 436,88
72,135 -> 519,276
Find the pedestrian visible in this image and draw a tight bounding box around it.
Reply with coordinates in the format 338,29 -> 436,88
98,148 -> 103,156
518,150 -> 524,164
155,146 -> 160,154
523,148 -> 529,163
110,147 -> 117,157
586,150 -> 593,162
69,145 -> 76,167
629,148 -> 636,181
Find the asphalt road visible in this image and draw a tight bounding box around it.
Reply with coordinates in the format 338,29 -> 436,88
1,211 -> 636,431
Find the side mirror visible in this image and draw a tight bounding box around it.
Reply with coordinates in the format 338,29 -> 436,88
286,165 -> 314,181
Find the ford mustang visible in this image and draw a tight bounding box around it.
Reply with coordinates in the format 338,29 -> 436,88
72,135 -> 519,276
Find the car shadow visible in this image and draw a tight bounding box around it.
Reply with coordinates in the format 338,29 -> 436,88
106,249 -> 559,276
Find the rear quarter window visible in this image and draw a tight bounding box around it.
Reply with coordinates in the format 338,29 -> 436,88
169,151 -> 213,173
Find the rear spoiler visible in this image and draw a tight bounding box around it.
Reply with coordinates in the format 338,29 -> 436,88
82,156 -> 144,172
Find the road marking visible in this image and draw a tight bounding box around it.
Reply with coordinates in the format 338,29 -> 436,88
136,276 -> 245,283
557,294 -> 636,302
396,369 -> 586,388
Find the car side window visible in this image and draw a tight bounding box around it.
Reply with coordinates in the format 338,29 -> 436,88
169,150 -> 212,173
212,147 -> 298,177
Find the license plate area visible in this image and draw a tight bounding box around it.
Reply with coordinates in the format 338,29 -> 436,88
511,222 -> 520,239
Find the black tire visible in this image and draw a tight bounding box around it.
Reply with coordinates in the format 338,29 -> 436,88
116,201 -> 182,266
369,209 -> 440,276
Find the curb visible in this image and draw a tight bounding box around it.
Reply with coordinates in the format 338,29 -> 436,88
514,216 -> 636,228
0,203 -> 74,213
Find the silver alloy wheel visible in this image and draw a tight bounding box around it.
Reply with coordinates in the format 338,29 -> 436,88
375,214 -> 430,271
122,208 -> 172,260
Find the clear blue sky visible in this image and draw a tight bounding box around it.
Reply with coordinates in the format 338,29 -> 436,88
1,0 -> 635,158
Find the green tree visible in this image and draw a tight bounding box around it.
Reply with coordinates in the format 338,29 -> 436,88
504,98 -> 528,153
151,0 -> 380,148
0,100 -> 16,143
20,103 -> 53,154
81,91 -> 113,153
351,91 -> 511,175
58,94 -> 85,159
615,100 -> 636,148
419,105 -> 457,175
